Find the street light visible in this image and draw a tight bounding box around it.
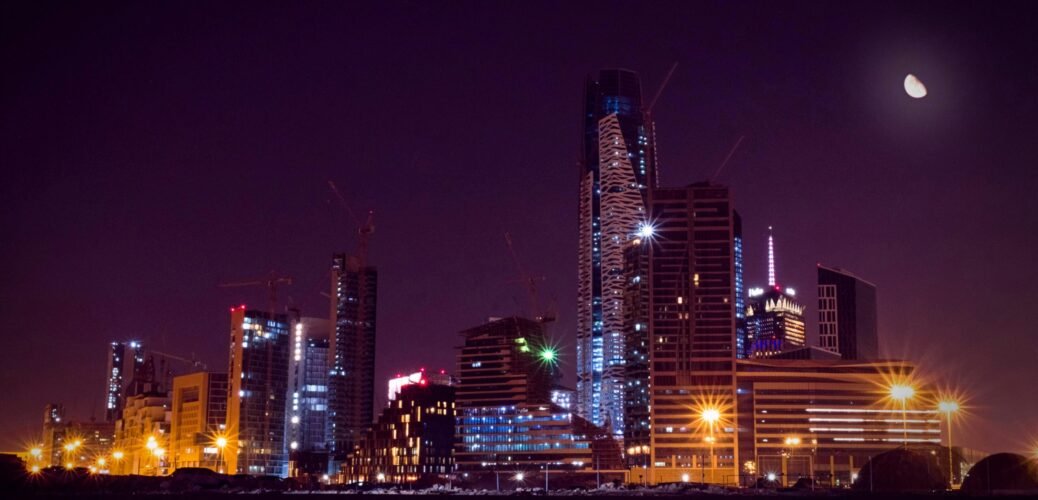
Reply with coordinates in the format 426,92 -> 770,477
888,384 -> 915,446
938,400 -> 961,486
699,407 -> 721,483
215,436 -> 228,473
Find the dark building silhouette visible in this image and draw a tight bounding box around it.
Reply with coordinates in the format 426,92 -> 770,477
817,264 -> 878,360
577,69 -> 657,435
344,378 -> 455,485
328,254 -> 377,464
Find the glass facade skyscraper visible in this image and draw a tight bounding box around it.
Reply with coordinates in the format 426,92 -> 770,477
287,315 -> 331,457
225,307 -> 290,476
577,69 -> 656,436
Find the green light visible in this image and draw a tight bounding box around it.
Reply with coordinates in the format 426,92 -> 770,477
519,345 -> 531,353
540,348 -> 556,362
515,337 -> 527,344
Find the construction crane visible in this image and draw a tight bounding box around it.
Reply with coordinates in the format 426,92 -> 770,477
504,232 -> 554,323
329,180 -> 376,267
218,272 -> 293,316
150,350 -> 207,371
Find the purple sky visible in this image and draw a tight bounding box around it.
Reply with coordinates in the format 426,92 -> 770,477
2,1 -> 1036,454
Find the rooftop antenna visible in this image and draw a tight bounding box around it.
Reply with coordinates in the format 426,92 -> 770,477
767,226 -> 777,287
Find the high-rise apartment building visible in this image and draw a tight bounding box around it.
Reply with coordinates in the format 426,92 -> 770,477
577,69 -> 656,435
225,306 -> 290,476
745,229 -> 806,358
328,254 -> 377,462
817,264 -> 879,360
105,341 -> 144,422
622,182 -> 741,483
169,371 -> 228,472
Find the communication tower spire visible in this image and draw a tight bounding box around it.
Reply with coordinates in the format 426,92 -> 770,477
767,226 -> 776,287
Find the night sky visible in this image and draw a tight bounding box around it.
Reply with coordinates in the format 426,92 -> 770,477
2,1 -> 1036,454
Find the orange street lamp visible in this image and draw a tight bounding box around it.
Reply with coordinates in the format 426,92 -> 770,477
888,384 -> 915,446
938,400 -> 961,486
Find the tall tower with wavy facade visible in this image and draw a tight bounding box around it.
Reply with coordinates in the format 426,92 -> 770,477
577,69 -> 655,437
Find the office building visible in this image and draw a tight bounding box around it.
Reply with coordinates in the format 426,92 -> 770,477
287,315 -> 331,455
344,376 -> 455,485
226,306 -> 290,476
817,264 -> 879,360
622,182 -> 741,484
105,340 -> 144,422
328,254 -> 378,462
577,69 -> 656,435
169,371 -> 228,472
745,229 -> 806,358
454,316 -> 617,472
735,358 -> 940,487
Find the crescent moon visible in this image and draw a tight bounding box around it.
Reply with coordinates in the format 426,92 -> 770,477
904,74 -> 927,98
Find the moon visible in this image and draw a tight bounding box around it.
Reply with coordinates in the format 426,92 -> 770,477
904,74 -> 927,98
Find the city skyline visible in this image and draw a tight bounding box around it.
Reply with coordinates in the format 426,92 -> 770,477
2,0 -> 1037,460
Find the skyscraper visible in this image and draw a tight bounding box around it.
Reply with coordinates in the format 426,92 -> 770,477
577,69 -> 656,435
287,314 -> 331,456
745,228 -> 806,358
225,306 -> 290,476
104,341 -> 144,422
327,254 -> 377,464
623,182 -> 741,483
817,264 -> 879,360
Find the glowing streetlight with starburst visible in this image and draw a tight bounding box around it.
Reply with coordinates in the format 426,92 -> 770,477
938,398 -> 962,486
888,383 -> 916,446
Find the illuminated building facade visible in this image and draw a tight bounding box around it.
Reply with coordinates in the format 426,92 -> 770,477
550,386 -> 575,411
105,340 -> 144,422
455,317 -> 617,471
745,288 -> 806,357
328,254 -> 378,463
735,358 -> 940,486
388,369 -> 453,402
344,377 -> 455,484
113,391 -> 171,475
169,371 -> 228,472
745,229 -> 806,358
577,69 -> 656,435
623,183 -> 742,484
225,306 -> 290,476
41,404 -> 116,469
817,264 -> 879,360
287,314 -> 331,462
